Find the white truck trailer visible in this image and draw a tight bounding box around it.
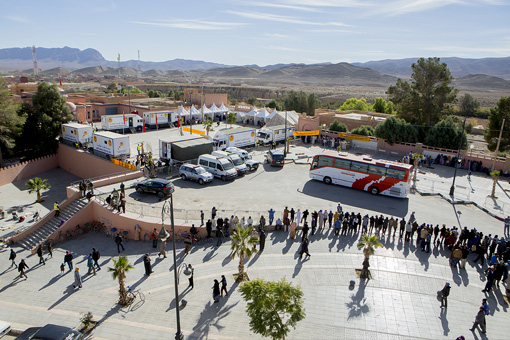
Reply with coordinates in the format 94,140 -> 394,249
61,123 -> 94,147
256,125 -> 295,145
159,135 -> 214,165
101,114 -> 144,132
211,127 -> 257,150
143,111 -> 176,129
92,131 -> 130,159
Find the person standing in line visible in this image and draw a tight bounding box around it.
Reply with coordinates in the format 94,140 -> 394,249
259,230 -> 266,252
399,219 -> 406,239
318,210 -> 323,229
206,219 -> 212,238
439,282 -> 451,308
115,233 -> 125,253
37,244 -> 45,265
73,267 -> 82,289
9,249 -> 17,268
87,254 -> 96,275
504,215 -> 510,236
299,236 -> 311,260
212,279 -> 221,303
92,248 -> 101,270
295,209 -> 302,227
143,254 -> 152,276
220,275 -> 228,297
54,202 -> 60,218
329,210 -> 334,229
283,217 -> 290,232
64,251 -> 74,271
200,210 -> 205,226
482,267 -> 495,293
470,306 -> 486,334
337,202 -> 342,213
216,227 -> 224,247
302,222 -> 309,240
187,264 -> 194,290
283,207 -> 289,224
290,208 -> 295,223
259,215 -> 266,232
302,209 -> 309,223
120,182 -> 125,196
211,207 -> 217,220
18,259 -> 29,279
268,208 -> 275,226
311,218 -> 316,236
334,217 -> 341,236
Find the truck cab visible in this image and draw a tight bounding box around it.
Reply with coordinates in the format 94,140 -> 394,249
225,147 -> 259,171
212,150 -> 247,175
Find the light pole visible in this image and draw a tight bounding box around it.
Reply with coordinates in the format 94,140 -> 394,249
469,144 -> 474,171
162,194 -> 184,340
449,117 -> 466,198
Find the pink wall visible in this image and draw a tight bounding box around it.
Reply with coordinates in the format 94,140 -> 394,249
57,144 -> 135,179
0,154 -> 58,187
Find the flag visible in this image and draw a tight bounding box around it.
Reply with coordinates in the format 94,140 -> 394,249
156,115 -> 158,126
59,76 -> 62,86
123,112 -> 125,126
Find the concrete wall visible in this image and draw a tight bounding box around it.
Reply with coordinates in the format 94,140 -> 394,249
0,154 -> 58,187
57,144 -> 136,179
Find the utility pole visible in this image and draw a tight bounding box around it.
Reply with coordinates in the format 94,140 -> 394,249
449,117 -> 466,198
491,118 -> 505,172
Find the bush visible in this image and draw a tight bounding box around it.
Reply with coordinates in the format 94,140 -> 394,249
374,116 -> 418,145
351,125 -> 375,136
329,121 -> 348,132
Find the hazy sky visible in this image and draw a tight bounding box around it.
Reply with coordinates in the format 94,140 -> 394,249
2,0 -> 509,66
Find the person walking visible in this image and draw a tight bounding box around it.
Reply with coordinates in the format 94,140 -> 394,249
64,251 -> 74,271
482,298 -> 489,316
143,254 -> 152,276
184,235 -> 192,255
47,242 -> 53,258
120,182 -> 125,196
9,249 -> 17,268
299,236 -> 311,260
151,228 -> 158,248
220,275 -> 228,297
87,254 -> 96,275
115,233 -> 125,253
212,279 -> 221,303
259,230 -> 266,252
18,259 -> 29,279
200,210 -> 205,226
92,248 -> 101,270
54,202 -> 60,218
302,222 -> 309,240
482,267 -> 495,293
159,239 -> 167,258
439,282 -> 451,308
187,264 -> 194,290
470,307 -> 486,334
117,194 -> 126,214
73,267 -> 82,289
216,227 -> 224,247
37,244 -> 45,265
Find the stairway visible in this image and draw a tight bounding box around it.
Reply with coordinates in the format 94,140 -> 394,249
17,198 -> 89,250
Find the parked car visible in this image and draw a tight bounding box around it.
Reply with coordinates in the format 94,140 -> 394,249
225,147 -> 259,171
135,178 -> 175,198
179,164 -> 214,185
265,149 -> 285,167
15,324 -> 83,340
0,321 -> 11,339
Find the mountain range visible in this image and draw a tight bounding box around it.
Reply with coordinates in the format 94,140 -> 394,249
0,47 -> 509,81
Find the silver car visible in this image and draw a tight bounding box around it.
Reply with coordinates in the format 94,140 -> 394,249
179,164 -> 214,185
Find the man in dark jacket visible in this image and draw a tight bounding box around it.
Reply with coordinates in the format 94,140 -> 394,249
92,248 -> 101,270
470,306 -> 486,334
143,254 -> 152,276
115,233 -> 125,253
64,251 -> 73,271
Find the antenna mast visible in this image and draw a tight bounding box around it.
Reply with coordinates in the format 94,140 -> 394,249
117,53 -> 121,79
138,50 -> 141,77
32,46 -> 38,80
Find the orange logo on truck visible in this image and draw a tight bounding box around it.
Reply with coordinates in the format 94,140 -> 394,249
251,132 -> 255,137
108,140 -> 112,146
94,136 -> 97,142
229,135 -> 234,141
62,127 -> 65,132
108,118 -> 113,123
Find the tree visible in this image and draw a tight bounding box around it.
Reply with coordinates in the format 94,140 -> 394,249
329,120 -> 348,132
372,97 -> 386,113
227,112 -> 237,127
25,177 -> 51,202
167,90 -> 174,98
357,233 -> 383,278
339,98 -> 372,112
106,83 -> 118,93
266,99 -> 283,111
388,57 -> 458,126
203,119 -> 213,136
351,125 -> 374,136
0,78 -> 24,165
307,93 -> 321,116
230,225 -> 258,282
490,170 -> 500,198
458,93 -> 480,117
17,82 -> 73,157
374,116 -> 418,145
239,278 -> 305,340
425,116 -> 468,150
484,97 -> 510,152
108,256 -> 134,306
285,91 -> 309,115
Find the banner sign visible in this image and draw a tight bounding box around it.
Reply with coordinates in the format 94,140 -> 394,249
338,133 -> 370,142
293,130 -> 320,136
182,126 -> 206,135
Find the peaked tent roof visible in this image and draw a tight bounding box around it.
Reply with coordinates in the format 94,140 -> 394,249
190,105 -> 202,116
176,105 -> 190,117
209,103 -> 221,113
244,106 -> 259,117
218,103 -> 229,113
202,104 -> 213,114
267,108 -> 278,119
256,107 -> 271,118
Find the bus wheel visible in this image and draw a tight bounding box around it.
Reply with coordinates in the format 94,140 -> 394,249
370,186 -> 379,195
323,176 -> 332,185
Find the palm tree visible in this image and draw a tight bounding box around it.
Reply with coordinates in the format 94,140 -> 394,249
357,233 -> 383,278
25,177 -> 51,202
203,119 -> 213,136
490,170 -> 500,198
108,256 -> 134,305
231,225 -> 259,282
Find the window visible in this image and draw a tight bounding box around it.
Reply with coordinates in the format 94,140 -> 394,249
199,159 -> 208,167
368,165 -> 387,176
317,156 -> 334,168
386,168 -> 405,180
312,158 -> 318,169
351,162 -> 368,173
334,158 -> 351,170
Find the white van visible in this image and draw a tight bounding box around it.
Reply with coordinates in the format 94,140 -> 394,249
198,154 -> 238,181
212,150 -> 247,175
225,147 -> 259,171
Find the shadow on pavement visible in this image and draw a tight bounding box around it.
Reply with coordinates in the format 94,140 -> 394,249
346,279 -> 370,319
439,307 -> 449,336
190,299 -> 239,339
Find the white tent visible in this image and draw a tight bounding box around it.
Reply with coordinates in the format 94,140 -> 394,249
218,103 -> 229,113
266,108 -> 278,120
255,107 -> 271,125
190,105 -> 202,117
244,106 -> 258,117
202,104 -> 214,120
176,105 -> 190,117
209,103 -> 220,114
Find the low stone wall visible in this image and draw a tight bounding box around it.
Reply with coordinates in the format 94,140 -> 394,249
0,154 -> 58,187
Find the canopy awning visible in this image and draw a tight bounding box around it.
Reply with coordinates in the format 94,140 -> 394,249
176,105 -> 190,117
218,103 -> 230,113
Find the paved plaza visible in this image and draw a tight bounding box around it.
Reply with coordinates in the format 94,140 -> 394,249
0,143 -> 509,339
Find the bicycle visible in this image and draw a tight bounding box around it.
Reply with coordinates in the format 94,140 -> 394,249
126,286 -> 145,311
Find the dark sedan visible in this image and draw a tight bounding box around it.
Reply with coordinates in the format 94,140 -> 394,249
135,178 -> 175,198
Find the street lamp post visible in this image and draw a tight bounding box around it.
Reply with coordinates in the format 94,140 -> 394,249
449,117 -> 467,198
162,195 -> 184,340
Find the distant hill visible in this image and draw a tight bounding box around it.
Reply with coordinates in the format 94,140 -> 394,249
453,74 -> 510,90
353,57 -> 510,80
